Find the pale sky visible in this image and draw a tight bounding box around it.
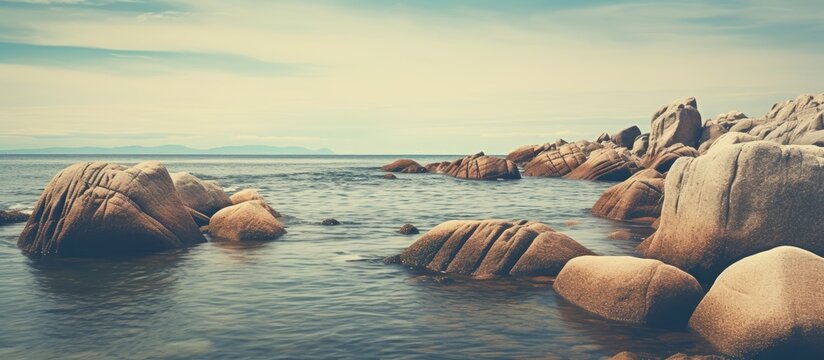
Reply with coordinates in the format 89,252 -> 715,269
0,0 -> 822,154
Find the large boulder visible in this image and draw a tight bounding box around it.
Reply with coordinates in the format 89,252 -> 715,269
18,162 -> 206,256
380,159 -> 427,173
506,141 -> 564,166
522,143 -> 588,177
647,97 -> 703,157
230,189 -> 282,218
611,125 -> 642,149
397,220 -> 593,277
639,141 -> 824,281
643,143 -> 699,173
440,153 -> 521,180
171,172 -> 232,216
591,169 -> 664,224
553,256 -> 702,327
631,133 -> 650,157
689,246 -> 824,358
209,200 -> 286,241
564,148 -> 641,181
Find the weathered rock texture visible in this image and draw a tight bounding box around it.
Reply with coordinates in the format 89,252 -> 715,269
18,162 -> 206,256
380,159 -> 427,173
631,133 -> 650,157
564,148 -> 641,181
554,256 -> 702,327
647,97 -> 703,157
591,169 -> 664,224
640,141 -> 824,281
705,131 -> 758,152
522,143 -> 589,177
171,172 -> 232,216
440,153 -> 521,180
209,200 -> 286,241
643,143 -> 699,173
398,220 -> 593,277
506,140 -> 566,166
689,246 -> 824,358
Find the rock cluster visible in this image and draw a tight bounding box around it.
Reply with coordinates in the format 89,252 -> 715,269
439,152 -> 521,180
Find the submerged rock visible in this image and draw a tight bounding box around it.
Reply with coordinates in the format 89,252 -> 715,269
18,162 -> 206,256
209,200 -> 286,241
554,256 -> 702,327
564,148 -> 641,181
647,97 -> 703,157
321,218 -> 341,226
397,219 -> 593,277
0,210 -> 29,226
440,153 -> 520,180
591,169 -> 664,224
640,141 -> 824,281
399,224 -> 419,235
689,246 -> 824,358
380,159 -> 427,173
522,143 -> 589,177
383,173 -> 397,180
171,172 -> 232,216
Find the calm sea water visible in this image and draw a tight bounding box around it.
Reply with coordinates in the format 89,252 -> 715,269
0,155 -> 715,359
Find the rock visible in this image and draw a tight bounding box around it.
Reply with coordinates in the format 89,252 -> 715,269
611,125 -> 642,149
188,207 -> 211,227
0,210 -> 29,226
171,172 -> 232,216
631,133 -> 650,157
522,143 -> 588,177
643,143 -> 699,173
399,224 -> 419,235
229,189 -> 282,218
564,148 -> 641,181
728,118 -> 765,133
440,153 -> 521,180
506,143 -> 554,165
706,132 -> 758,151
707,110 -> 748,130
609,351 -> 641,360
607,230 -> 633,240
209,200 -> 286,241
380,159 -> 427,173
18,162 -> 206,256
397,220 -> 593,277
665,354 -> 725,360
553,256 -> 703,327
697,123 -> 727,154
639,141 -> 824,281
424,161 -> 450,173
688,246 -> 824,358
647,97 -> 703,157
321,218 -> 341,226
597,132 -> 611,142
591,169 -> 664,224
383,173 -> 397,180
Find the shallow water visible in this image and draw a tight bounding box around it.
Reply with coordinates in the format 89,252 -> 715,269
0,155 -> 714,359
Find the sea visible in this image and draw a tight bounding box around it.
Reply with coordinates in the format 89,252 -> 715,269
0,155 -> 715,359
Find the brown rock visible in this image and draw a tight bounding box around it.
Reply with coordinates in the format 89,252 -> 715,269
171,172 -> 232,216
689,246 -> 824,358
440,153 -> 521,180
564,148 -> 641,181
397,220 -> 593,277
640,141 -> 824,281
229,189 -> 282,218
0,210 -> 29,226
380,159 -> 427,173
424,161 -> 450,173
648,97 -> 703,157
522,143 -> 588,177
612,125 -> 642,149
18,162 -> 206,256
399,224 -> 419,234
697,123 -> 728,154
209,200 -> 286,241
643,143 -> 699,173
591,169 -> 664,224
383,173 -> 397,180
553,256 -> 703,327
631,133 -> 650,157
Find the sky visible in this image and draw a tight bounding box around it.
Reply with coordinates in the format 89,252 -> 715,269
0,0 -> 822,154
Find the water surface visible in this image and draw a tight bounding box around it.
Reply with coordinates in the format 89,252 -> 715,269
0,155 -> 713,359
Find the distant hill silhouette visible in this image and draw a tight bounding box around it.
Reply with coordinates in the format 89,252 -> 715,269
0,145 -> 335,155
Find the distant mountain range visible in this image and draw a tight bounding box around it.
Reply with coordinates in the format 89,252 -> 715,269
0,145 -> 335,155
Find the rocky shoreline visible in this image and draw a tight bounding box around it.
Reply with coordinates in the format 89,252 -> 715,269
7,92 -> 824,358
